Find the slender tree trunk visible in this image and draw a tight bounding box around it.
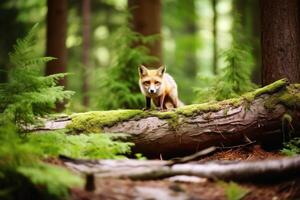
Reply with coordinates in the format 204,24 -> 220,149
183,0 -> 197,78
128,0 -> 162,67
82,0 -> 90,107
261,0 -> 300,85
250,0 -> 261,85
212,0 -> 218,75
46,0 -> 68,111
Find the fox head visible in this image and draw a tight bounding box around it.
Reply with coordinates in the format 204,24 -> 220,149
138,65 -> 166,96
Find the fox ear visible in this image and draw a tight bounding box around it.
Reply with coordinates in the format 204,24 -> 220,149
157,66 -> 166,76
139,65 -> 148,76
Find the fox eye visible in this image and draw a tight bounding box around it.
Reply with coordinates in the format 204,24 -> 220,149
155,81 -> 161,85
143,81 -> 150,86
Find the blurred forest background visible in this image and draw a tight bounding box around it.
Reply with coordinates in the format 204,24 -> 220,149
0,0 -> 261,112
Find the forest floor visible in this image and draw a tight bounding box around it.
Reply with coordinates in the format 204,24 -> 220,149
47,145 -> 300,200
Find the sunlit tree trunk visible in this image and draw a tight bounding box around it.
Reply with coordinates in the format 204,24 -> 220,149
82,0 -> 90,107
212,0 -> 218,75
128,0 -> 162,67
46,0 -> 68,111
261,0 -> 300,85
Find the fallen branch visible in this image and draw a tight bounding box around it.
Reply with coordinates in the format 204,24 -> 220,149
62,156 -> 300,182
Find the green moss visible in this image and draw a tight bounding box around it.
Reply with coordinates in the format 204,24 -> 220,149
67,80 -> 294,133
175,103 -> 221,116
150,111 -> 180,129
264,84 -> 300,110
67,110 -> 143,132
243,78 -> 288,102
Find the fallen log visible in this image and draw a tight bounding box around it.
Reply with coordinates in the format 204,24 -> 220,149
61,155 -> 300,182
44,79 -> 300,157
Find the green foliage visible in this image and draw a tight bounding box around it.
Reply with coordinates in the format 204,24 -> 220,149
0,120 -> 82,200
26,130 -> 133,159
281,137 -> 300,156
99,14 -> 157,109
219,181 -> 249,200
0,24 -> 74,128
194,14 -> 256,103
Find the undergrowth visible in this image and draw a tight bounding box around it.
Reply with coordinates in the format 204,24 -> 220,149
281,137 -> 300,156
219,181 -> 249,200
0,120 -> 82,200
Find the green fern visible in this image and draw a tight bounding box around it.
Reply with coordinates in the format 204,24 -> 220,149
0,24 -> 74,128
0,120 -> 82,200
26,130 -> 133,159
0,24 -> 81,200
99,14 -> 157,109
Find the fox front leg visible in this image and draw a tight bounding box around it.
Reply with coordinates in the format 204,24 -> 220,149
159,94 -> 166,110
144,96 -> 151,110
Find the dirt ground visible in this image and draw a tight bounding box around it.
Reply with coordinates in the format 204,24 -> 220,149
51,145 -> 300,200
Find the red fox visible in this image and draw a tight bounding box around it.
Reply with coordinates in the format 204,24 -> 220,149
138,65 -> 184,110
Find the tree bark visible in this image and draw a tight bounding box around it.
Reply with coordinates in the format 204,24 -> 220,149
82,0 -> 90,107
128,0 -> 162,67
46,0 -> 68,111
44,80 -> 300,158
261,0 -> 300,85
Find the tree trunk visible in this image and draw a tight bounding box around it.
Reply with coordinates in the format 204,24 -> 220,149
82,0 -> 90,107
128,0 -> 162,67
212,0 -> 218,75
261,0 -> 300,85
46,0 -> 68,111
43,79 -> 300,158
181,0 -> 198,78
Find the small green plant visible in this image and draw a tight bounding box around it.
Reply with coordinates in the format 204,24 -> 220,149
26,130 -> 134,159
281,137 -> 300,156
99,14 -> 157,109
0,24 -> 73,128
219,181 -> 249,200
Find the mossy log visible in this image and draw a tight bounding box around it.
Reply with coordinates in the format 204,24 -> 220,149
46,79 -> 300,158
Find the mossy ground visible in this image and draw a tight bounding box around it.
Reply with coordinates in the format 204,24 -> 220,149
68,79 -> 295,133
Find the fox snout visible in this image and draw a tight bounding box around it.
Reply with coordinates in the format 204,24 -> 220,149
148,85 -> 157,94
